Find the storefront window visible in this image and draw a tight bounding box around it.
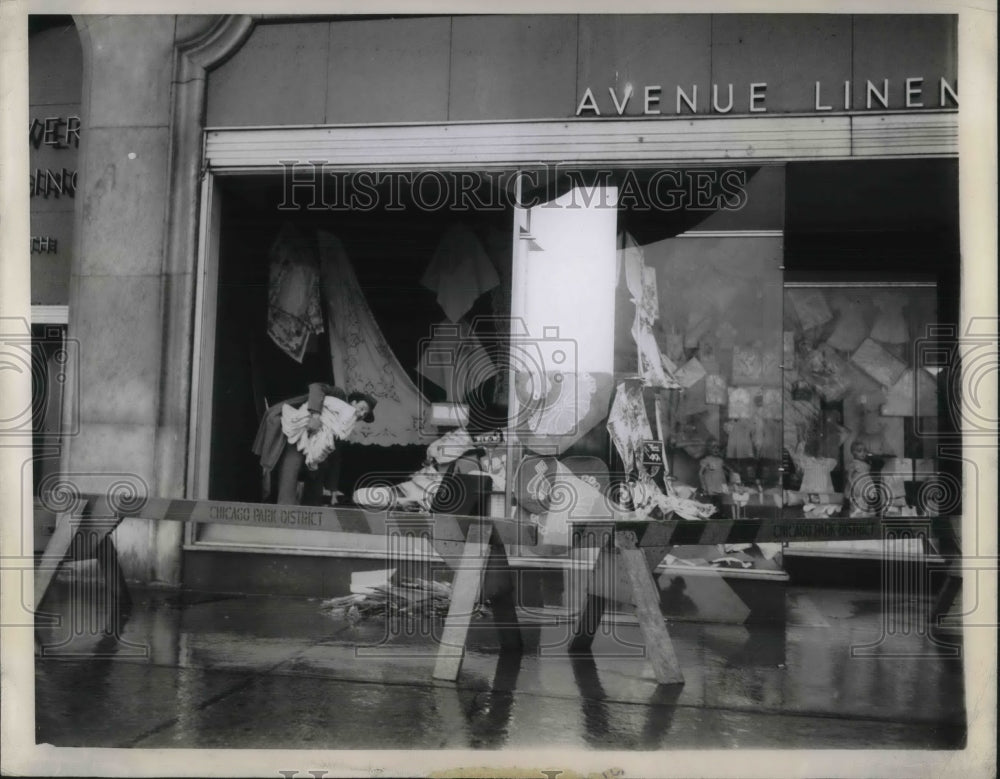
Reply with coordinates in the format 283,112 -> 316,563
782,282 -> 948,518
193,158 -> 959,555
507,166 -> 785,544
626,233 -> 784,518
196,171 -> 516,549
780,159 -> 960,526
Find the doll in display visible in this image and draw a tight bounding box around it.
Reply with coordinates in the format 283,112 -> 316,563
792,440 -> 839,496
844,439 -> 874,516
698,438 -> 731,511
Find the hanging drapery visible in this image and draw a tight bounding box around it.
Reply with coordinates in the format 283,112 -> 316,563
316,230 -> 430,446
606,380 -> 653,474
620,231 -> 680,389
826,294 -> 869,353
420,223 -> 500,322
267,223 -> 325,363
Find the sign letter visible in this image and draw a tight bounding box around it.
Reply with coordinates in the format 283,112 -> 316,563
866,79 -> 889,109
576,88 -> 600,116
814,81 -> 832,111
608,84 -> 633,116
644,85 -> 662,115
939,78 -> 958,107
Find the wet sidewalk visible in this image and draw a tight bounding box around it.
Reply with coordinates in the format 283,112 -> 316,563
35,580 -> 965,750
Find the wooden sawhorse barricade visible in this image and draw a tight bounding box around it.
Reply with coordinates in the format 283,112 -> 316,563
33,494 -> 534,681
564,513 -> 963,686
34,495 -> 960,687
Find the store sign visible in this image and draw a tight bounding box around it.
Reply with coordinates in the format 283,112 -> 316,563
209,503 -> 326,529
29,115 -> 81,151
768,520 -> 878,541
29,112 -> 81,262
29,114 -> 81,203
29,25 -> 82,305
641,440 -> 664,474
471,429 -> 504,445
576,77 -> 958,116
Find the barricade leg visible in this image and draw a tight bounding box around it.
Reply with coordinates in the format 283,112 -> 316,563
616,530 -> 684,685
433,520 -> 490,681
482,531 -> 522,652
34,510 -> 77,612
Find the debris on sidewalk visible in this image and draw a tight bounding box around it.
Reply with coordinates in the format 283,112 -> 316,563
319,569 -> 486,622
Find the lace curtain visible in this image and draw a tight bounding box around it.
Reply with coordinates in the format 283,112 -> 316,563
314,229 -> 431,446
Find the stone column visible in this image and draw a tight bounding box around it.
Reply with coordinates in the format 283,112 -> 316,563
68,16 -> 190,585
68,15 -> 245,586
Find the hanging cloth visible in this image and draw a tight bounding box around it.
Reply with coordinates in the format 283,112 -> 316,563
826,294 -> 869,353
316,230 -> 430,446
756,419 -> 783,460
266,223 -> 325,363
636,325 -> 680,389
620,232 -> 677,389
726,418 -> 756,459
606,381 -> 653,474
420,224 -> 500,322
621,233 -> 659,327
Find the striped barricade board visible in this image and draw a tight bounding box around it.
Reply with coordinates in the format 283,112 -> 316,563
567,514 -> 958,546
33,494 -> 535,681
40,494 -> 531,544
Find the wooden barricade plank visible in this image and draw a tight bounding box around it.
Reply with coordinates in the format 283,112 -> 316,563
33,494 -> 534,610
614,530 -> 684,685
34,511 -> 84,611
432,519 -> 491,681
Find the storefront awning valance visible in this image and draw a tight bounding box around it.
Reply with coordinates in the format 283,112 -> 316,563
204,111 -> 957,171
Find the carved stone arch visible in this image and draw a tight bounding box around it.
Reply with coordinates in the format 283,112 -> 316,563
164,14 -> 256,278
155,13 -> 256,495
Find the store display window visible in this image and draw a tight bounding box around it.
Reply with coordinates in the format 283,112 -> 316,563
192,157 -> 959,554
194,171 -> 515,549
504,165 -> 785,545
782,283 -> 950,519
